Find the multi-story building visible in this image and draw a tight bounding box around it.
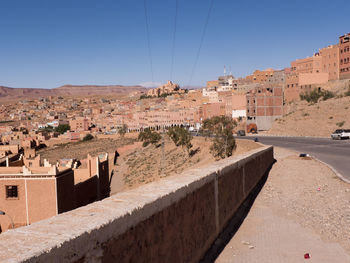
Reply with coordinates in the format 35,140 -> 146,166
246,69 -> 275,83
246,85 -> 283,130
69,117 -> 90,132
217,75 -> 236,92
319,44 -> 340,80
339,33 -> 350,80
202,103 -> 226,120
285,53 -> 329,103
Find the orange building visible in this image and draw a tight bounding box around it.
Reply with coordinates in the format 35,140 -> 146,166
69,117 -> 89,132
202,103 -> 225,120
246,69 -> 275,83
285,53 -> 329,103
0,164 -> 75,232
339,33 -> 350,80
319,45 -> 340,80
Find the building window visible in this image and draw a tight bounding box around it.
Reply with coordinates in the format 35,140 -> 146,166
6,185 -> 18,199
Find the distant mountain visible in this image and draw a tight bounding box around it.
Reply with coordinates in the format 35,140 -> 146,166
54,85 -> 146,96
0,86 -> 52,98
0,85 -> 146,100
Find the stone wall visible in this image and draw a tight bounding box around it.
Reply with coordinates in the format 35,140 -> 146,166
0,146 -> 273,263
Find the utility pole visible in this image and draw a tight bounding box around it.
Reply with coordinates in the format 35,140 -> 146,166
160,126 -> 166,178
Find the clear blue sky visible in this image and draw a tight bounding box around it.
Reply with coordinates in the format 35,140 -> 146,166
0,0 -> 349,89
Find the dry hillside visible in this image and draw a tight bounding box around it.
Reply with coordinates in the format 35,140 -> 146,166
114,137 -> 261,191
0,85 -> 146,102
266,80 -> 350,137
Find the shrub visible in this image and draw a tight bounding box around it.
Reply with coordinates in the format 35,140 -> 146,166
322,90 -> 334,101
300,88 -> 335,103
336,121 -> 345,127
138,128 -> 161,147
344,88 -> 350,97
167,126 -> 193,155
83,134 -> 94,141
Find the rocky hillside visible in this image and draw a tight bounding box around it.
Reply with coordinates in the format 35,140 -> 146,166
0,84 -> 146,100
266,80 -> 350,137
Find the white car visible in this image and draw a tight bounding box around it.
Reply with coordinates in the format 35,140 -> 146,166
331,129 -> 350,140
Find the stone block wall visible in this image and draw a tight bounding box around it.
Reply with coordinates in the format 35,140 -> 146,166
0,146 -> 273,263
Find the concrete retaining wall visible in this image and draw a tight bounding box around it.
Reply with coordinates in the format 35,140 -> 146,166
0,146 -> 273,263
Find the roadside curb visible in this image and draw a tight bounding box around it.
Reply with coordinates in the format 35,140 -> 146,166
245,134 -> 329,139
310,155 -> 350,184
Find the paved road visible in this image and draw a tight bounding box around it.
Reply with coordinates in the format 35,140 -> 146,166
237,136 -> 350,182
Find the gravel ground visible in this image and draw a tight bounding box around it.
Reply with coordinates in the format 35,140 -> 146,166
261,148 -> 350,252
217,147 -> 350,262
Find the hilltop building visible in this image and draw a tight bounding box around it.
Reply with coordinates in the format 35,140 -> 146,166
146,81 -> 183,97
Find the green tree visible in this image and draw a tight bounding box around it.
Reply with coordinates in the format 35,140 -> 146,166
55,124 -> 70,134
138,128 -> 161,147
167,126 -> 193,155
82,134 -> 94,141
200,116 -> 237,159
39,125 -> 54,133
118,124 -> 128,137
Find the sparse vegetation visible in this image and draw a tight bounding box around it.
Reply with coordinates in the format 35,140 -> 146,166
200,116 -> 237,159
329,116 -> 333,119
336,121 -> 345,127
302,113 -> 309,117
139,94 -> 153,100
138,128 -> 161,147
167,126 -> 193,155
300,88 -> 335,103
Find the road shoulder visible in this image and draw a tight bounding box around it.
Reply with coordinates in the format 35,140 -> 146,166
216,147 -> 350,262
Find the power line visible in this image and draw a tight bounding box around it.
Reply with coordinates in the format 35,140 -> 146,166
144,0 -> 154,83
170,0 -> 179,81
187,0 -> 214,87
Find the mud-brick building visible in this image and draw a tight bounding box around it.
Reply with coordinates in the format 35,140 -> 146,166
0,164 -> 75,232
246,85 -> 283,131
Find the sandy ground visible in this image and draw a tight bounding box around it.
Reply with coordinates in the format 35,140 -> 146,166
216,147 -> 350,262
265,80 -> 350,137
110,137 -> 261,194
